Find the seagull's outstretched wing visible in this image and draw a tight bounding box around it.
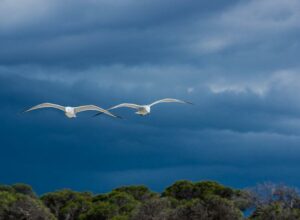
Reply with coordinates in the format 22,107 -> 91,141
25,103 -> 65,112
75,105 -> 121,118
149,98 -> 193,107
109,103 -> 141,110
93,103 -> 140,117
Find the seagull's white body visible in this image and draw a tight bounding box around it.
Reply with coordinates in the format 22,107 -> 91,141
98,98 -> 192,117
136,105 -> 151,116
25,103 -> 119,119
65,107 -> 76,118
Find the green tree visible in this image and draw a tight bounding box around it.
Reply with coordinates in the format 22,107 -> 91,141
168,199 -> 208,220
41,189 -> 92,220
250,202 -> 300,220
205,195 -> 243,220
0,190 -> 56,220
12,183 -> 36,198
194,181 -> 235,199
79,202 -> 118,220
0,191 -> 17,217
0,185 -> 15,194
162,180 -> 237,201
113,186 -> 156,202
131,197 -> 172,220
107,191 -> 138,214
162,180 -> 195,200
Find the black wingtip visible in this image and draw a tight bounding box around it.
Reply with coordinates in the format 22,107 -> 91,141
93,112 -> 124,120
116,115 -> 124,119
20,109 -> 29,114
186,101 -> 194,105
93,112 -> 103,117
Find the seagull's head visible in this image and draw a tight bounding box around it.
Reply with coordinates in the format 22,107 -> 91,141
65,107 -> 76,118
135,105 -> 151,116
65,107 -> 74,113
143,105 -> 151,113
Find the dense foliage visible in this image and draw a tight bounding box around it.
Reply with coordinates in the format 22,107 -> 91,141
0,181 -> 300,220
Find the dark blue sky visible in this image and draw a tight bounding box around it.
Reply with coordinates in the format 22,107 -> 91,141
1,0 -> 300,194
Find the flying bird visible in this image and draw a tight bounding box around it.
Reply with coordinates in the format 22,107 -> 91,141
95,98 -> 192,117
24,103 -> 120,118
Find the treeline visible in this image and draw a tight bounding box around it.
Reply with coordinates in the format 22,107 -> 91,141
1,180 -> 300,220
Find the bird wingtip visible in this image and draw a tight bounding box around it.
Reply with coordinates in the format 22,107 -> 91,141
185,101 -> 194,105
92,112 -> 123,119
116,114 -> 125,119
92,112 -> 103,117
20,108 -> 30,114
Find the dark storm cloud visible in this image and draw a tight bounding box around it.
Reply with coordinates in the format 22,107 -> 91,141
0,0 -> 240,66
2,65 -> 300,193
1,0 -> 299,72
1,0 -> 300,193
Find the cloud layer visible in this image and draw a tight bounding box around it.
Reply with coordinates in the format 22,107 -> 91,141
1,0 -> 300,193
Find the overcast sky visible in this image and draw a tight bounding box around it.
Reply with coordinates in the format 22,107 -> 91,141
1,0 -> 300,194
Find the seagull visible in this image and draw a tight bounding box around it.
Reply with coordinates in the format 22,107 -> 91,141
94,98 -> 193,117
24,103 -> 120,118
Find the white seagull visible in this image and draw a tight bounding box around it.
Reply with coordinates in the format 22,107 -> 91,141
25,103 -> 120,119
95,98 -> 192,117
